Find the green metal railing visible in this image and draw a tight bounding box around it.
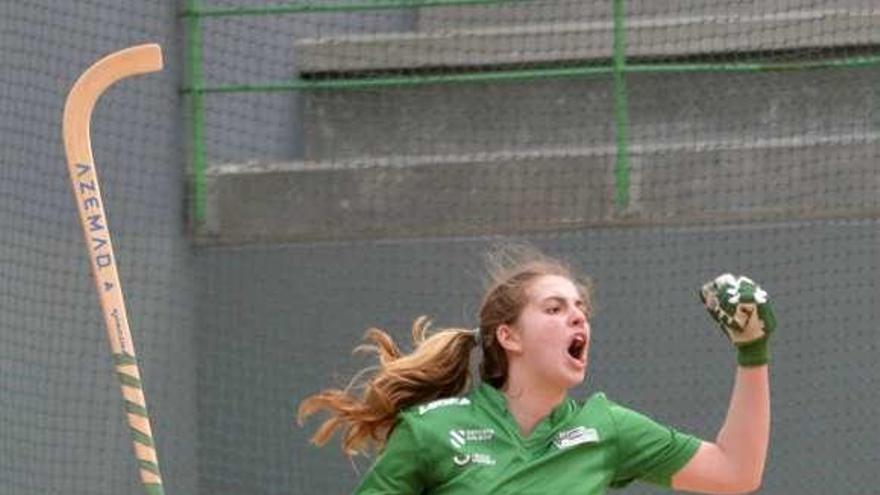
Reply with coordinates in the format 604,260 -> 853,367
611,0 -> 628,209
182,0 -> 880,224
185,0 -> 207,226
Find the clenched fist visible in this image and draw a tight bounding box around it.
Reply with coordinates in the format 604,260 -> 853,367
700,274 -> 776,367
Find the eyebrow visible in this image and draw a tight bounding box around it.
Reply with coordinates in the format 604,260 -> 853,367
540,295 -> 586,307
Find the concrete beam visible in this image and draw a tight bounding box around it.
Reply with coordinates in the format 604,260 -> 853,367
302,68 -> 878,160
416,0 -> 874,30
295,8 -> 879,73
199,136 -> 880,245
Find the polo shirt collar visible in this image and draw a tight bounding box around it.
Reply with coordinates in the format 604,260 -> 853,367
474,382 -> 577,448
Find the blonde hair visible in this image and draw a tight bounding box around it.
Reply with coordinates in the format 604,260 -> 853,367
297,244 -> 591,454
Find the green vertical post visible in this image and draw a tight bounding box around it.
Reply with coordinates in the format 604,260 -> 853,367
611,0 -> 631,209
186,0 -> 207,225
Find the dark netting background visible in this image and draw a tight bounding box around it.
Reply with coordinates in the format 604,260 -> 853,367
1,1 -> 878,494
0,3 -> 196,495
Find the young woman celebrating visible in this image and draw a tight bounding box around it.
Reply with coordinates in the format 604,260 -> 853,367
299,247 -> 774,494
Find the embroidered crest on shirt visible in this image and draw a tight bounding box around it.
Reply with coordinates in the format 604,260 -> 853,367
449,428 -> 495,449
553,426 -> 600,450
453,453 -> 496,466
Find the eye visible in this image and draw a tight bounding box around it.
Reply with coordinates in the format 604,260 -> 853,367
546,306 -> 561,315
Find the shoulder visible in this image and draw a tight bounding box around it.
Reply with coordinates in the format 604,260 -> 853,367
587,393 -> 698,456
569,391 -> 659,445
398,394 -> 478,432
412,396 -> 475,417
583,391 -> 611,406
576,391 -> 616,421
390,394 -> 481,480
570,391 -> 619,434
581,392 -> 644,422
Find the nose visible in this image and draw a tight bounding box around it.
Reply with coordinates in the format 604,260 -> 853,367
569,307 -> 586,328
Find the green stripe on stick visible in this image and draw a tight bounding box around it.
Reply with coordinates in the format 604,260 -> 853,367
117,372 -> 142,389
144,483 -> 166,495
125,400 -> 149,418
130,427 -> 155,447
139,459 -> 161,475
113,352 -> 137,366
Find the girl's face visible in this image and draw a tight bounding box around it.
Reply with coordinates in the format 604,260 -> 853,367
507,274 -> 591,391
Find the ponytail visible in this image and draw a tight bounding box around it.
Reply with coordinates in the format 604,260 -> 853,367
297,316 -> 477,454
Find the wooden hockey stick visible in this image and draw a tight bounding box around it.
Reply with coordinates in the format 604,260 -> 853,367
62,44 -> 166,495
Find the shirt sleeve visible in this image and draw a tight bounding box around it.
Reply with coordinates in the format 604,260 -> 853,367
607,401 -> 701,489
353,414 -> 426,495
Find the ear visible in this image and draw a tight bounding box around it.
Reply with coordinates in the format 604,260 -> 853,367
495,324 -> 523,355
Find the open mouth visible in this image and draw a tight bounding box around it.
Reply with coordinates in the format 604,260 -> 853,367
567,334 -> 587,363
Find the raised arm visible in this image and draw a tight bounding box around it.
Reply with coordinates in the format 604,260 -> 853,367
672,275 -> 775,494
672,365 -> 769,493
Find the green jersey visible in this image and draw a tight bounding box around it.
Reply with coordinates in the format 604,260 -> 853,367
354,383 -> 700,494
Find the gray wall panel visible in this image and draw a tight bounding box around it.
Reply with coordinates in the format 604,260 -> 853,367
0,3 -> 196,494
196,220 -> 879,494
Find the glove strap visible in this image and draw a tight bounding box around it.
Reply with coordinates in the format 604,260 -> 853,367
736,337 -> 770,367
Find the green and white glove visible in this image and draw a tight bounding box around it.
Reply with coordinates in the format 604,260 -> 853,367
699,274 -> 776,367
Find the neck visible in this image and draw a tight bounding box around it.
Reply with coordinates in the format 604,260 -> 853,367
501,374 -> 567,437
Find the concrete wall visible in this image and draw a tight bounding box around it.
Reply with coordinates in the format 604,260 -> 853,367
200,8 -> 415,161
194,2 -> 880,493
196,220 -> 880,494
205,68 -> 880,244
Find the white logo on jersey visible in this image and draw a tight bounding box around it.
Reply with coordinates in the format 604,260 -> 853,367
449,428 -> 494,449
418,397 -> 471,415
553,426 -> 599,450
452,453 -> 496,466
